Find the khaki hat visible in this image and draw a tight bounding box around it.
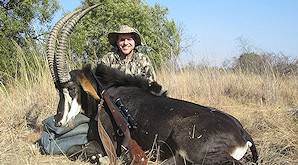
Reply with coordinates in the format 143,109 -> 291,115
108,25 -> 141,47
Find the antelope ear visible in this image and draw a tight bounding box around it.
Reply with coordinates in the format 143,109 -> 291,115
70,70 -> 100,101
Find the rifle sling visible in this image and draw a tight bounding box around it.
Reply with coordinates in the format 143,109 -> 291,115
90,69 -> 148,164
90,70 -> 131,137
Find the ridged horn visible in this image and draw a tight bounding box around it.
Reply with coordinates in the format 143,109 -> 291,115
46,8 -> 83,84
55,4 -> 100,83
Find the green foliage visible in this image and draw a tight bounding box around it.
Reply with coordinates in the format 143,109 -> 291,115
0,0 -> 59,82
69,0 -> 181,68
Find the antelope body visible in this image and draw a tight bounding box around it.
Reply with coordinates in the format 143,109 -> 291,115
46,4 -> 259,164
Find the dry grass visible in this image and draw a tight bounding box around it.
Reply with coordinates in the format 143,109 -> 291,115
158,66 -> 298,165
0,53 -> 297,164
0,46 -> 87,164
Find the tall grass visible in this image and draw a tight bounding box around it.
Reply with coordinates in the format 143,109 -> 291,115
0,42 -> 83,164
158,65 -> 298,165
159,65 -> 298,107
0,43 -> 297,164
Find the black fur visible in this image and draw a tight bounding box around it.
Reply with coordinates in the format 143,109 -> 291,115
70,64 -> 258,165
94,64 -> 165,96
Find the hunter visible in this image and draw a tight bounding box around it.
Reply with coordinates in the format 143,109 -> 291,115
99,25 -> 156,82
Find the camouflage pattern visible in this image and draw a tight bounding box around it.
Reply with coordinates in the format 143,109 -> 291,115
99,51 -> 156,82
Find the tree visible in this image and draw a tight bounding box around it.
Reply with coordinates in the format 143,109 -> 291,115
231,52 -> 298,76
69,0 -> 181,68
229,37 -> 298,76
0,0 -> 59,81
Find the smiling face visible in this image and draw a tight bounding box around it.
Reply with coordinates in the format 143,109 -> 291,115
116,33 -> 136,57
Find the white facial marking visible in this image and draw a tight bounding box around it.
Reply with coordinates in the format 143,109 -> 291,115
66,96 -> 81,124
59,88 -> 72,126
230,141 -> 252,160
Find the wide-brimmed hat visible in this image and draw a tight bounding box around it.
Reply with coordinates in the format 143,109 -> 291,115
108,25 -> 141,47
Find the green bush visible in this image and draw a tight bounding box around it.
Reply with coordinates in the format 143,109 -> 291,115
0,0 -> 59,82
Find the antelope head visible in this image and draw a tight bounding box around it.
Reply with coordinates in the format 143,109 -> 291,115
46,4 -> 99,127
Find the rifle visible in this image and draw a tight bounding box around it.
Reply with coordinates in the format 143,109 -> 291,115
115,98 -> 138,129
87,70 -> 147,165
102,91 -> 148,165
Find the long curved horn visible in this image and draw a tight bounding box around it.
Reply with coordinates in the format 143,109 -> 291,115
46,9 -> 83,84
55,4 -> 100,83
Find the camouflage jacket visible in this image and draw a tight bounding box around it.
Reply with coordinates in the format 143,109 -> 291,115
99,51 -> 156,82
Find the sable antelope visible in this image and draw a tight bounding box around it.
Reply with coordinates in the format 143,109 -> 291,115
47,4 -> 258,164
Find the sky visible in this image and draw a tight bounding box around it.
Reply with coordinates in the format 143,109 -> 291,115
55,0 -> 298,66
